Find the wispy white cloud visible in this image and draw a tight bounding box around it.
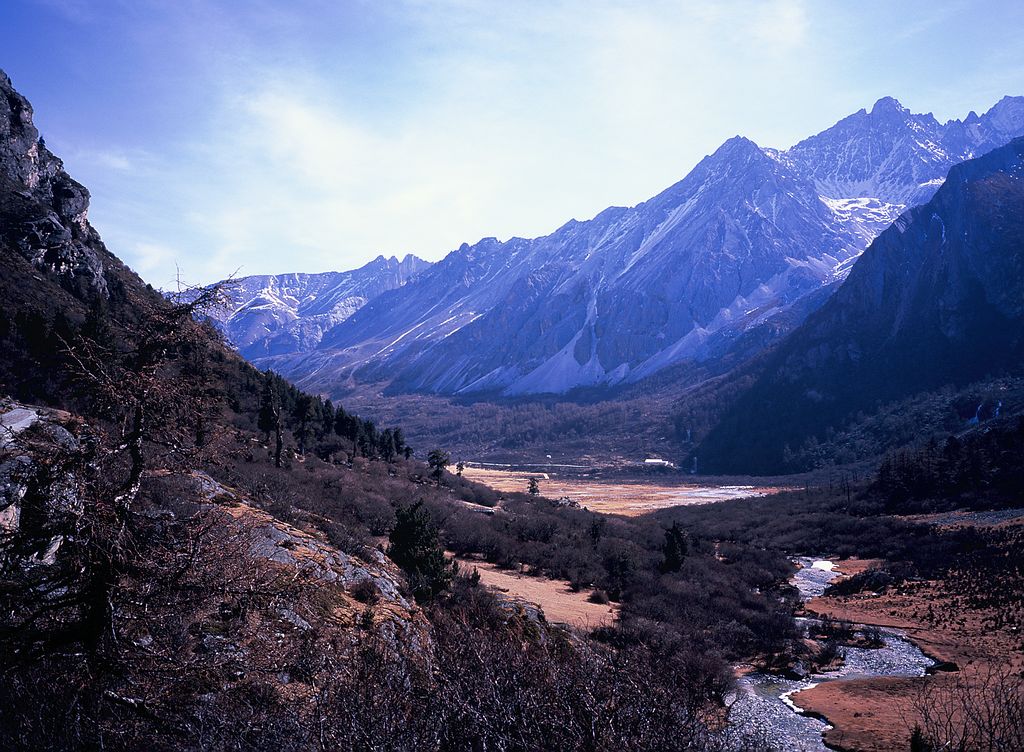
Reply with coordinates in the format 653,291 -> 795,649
748,0 -> 809,53
68,147 -> 136,172
29,0 -> 1023,285
148,0 -> 834,283
128,240 -> 180,278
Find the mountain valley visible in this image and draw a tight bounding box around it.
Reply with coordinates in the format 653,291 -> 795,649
195,95 -> 1024,475
2,47 -> 1024,752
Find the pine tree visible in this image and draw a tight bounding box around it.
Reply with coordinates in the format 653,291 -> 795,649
257,374 -> 283,467
257,378 -> 278,442
355,426 -> 371,458
660,522 -> 688,573
527,476 -> 540,495
365,420 -> 379,457
334,406 -> 353,439
292,394 -> 317,455
427,449 -> 450,485
380,428 -> 396,462
387,501 -> 456,601
322,399 -> 336,435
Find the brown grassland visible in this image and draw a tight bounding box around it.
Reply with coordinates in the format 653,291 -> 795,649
453,556 -> 618,628
460,466 -> 782,516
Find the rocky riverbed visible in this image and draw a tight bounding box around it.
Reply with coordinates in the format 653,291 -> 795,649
730,558 -> 932,751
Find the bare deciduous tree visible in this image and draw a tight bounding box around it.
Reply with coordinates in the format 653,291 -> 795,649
904,666 -> 1024,751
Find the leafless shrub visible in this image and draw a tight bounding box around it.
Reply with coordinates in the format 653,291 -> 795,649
349,579 -> 380,605
906,665 -> 1024,751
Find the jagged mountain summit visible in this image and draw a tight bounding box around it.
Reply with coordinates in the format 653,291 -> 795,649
699,137 -> 1024,473
202,254 -> 430,359
780,95 -> 1024,206
219,95 -> 1024,398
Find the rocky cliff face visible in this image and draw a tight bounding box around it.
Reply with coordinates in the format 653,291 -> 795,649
698,138 -> 1024,473
1,70 -> 109,299
0,401 -> 82,570
246,95 -> 1024,398
203,254 -> 430,359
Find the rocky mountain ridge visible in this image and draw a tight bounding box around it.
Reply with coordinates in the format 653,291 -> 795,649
781,95 -> 1024,205
203,254 -> 430,359
229,95 -> 1024,398
0,69 -> 113,300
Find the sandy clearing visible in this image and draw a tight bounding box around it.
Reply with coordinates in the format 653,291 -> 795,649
455,557 -> 617,629
461,467 -> 782,516
831,558 -> 884,579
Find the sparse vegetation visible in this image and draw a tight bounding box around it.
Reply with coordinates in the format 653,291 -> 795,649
908,665 -> 1024,752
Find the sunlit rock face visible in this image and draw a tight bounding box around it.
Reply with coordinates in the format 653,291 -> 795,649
215,96 -> 1024,397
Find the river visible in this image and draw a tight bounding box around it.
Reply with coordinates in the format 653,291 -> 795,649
729,558 -> 933,751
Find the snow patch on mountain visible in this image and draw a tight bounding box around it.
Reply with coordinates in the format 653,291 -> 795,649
227,95 -> 1024,397
205,254 -> 430,359
820,196 -> 906,246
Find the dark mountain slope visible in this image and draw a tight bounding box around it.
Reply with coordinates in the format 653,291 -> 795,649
699,138 -> 1024,474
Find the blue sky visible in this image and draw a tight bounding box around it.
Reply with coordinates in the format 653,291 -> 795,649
5,0 -> 1024,286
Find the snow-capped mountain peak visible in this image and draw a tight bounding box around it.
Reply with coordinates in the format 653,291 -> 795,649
215,95 -> 1024,398
204,253 -> 431,359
